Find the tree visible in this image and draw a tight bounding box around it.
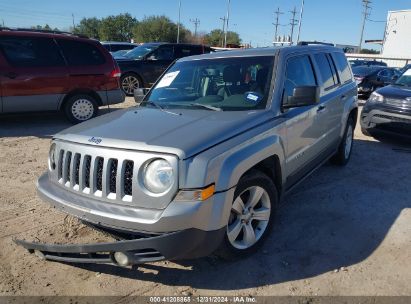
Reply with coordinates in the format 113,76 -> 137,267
74,17 -> 102,39
99,13 -> 138,42
204,29 -> 241,47
360,48 -> 379,55
31,24 -> 54,31
133,15 -> 183,43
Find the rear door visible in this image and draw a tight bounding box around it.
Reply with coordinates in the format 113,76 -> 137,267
0,35 -> 69,113
312,52 -> 344,150
57,39 -> 109,99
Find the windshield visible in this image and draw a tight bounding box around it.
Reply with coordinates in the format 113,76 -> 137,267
122,44 -> 159,59
395,69 -> 411,87
142,56 -> 274,111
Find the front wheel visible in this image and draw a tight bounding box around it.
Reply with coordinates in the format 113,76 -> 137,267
331,116 -> 355,166
216,170 -> 278,259
63,94 -> 98,124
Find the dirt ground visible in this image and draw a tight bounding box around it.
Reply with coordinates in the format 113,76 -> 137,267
0,98 -> 410,297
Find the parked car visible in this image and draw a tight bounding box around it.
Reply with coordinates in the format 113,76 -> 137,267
361,68 -> 411,137
16,45 -> 358,266
349,59 -> 387,68
352,66 -> 401,96
101,41 -> 138,54
0,28 -> 125,123
116,42 -> 212,95
399,63 -> 411,75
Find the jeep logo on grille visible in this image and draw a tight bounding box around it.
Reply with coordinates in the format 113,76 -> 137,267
88,137 -> 102,145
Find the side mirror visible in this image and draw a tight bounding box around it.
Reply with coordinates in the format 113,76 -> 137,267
134,88 -> 150,103
391,75 -> 399,82
283,86 -> 320,109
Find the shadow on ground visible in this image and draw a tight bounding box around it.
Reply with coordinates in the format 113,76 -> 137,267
73,136 -> 411,290
0,107 -> 121,138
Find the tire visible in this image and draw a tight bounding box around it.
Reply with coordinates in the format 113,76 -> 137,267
331,116 -> 355,166
121,73 -> 142,96
216,170 -> 278,260
63,94 -> 98,124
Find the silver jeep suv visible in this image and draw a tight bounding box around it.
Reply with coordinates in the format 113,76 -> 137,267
17,45 -> 358,266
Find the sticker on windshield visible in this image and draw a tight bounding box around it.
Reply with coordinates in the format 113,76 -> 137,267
244,92 -> 263,104
156,71 -> 180,88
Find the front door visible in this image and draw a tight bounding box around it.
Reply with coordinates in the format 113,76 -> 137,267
143,45 -> 175,85
0,36 -> 69,113
282,54 -> 327,188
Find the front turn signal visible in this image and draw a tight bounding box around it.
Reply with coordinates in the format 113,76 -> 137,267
175,184 -> 215,202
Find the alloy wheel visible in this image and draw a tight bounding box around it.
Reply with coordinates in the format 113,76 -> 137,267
227,186 -> 271,250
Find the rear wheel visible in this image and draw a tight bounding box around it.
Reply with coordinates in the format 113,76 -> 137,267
63,94 -> 98,124
121,73 -> 142,96
216,170 -> 278,259
331,116 -> 355,166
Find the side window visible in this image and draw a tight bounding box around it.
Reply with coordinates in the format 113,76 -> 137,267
332,52 -> 352,84
284,55 -> 317,99
58,39 -> 106,66
0,36 -> 65,67
150,46 -> 174,60
313,53 -> 339,90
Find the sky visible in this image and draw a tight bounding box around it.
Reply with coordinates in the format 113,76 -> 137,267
1,0 -> 410,48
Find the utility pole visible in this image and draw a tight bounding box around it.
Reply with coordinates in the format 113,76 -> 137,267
289,7 -> 298,45
71,13 -> 75,30
273,8 -> 284,44
359,0 -> 372,51
224,0 -> 231,48
177,0 -> 182,43
220,16 -> 227,47
296,0 -> 305,44
190,18 -> 200,37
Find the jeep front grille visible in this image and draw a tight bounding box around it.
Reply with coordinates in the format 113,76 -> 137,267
56,149 -> 135,201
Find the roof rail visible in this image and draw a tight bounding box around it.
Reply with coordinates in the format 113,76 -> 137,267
0,27 -> 89,39
298,41 -> 334,47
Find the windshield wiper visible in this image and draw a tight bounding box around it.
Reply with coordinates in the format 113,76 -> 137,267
143,101 -> 164,110
190,103 -> 222,111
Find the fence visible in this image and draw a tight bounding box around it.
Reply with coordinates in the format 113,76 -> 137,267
345,53 -> 411,68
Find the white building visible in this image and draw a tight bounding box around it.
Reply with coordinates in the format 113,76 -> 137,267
382,9 -> 411,59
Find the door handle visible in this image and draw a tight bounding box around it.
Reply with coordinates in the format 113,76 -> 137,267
317,105 -> 326,113
4,72 -> 17,79
341,94 -> 347,100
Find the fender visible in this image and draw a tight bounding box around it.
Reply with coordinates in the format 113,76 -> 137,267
215,134 -> 286,193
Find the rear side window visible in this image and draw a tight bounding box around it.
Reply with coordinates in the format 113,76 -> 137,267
58,39 -> 105,66
0,36 -> 64,67
284,55 -> 317,98
333,52 -> 352,84
314,53 -> 339,90
175,46 -> 204,58
150,46 -> 174,60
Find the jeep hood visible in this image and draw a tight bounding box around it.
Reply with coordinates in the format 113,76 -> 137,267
55,107 -> 272,159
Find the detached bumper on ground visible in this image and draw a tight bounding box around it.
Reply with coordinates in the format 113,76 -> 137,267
15,227 -> 225,266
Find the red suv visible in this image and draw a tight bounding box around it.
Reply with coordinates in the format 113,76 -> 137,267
0,28 -> 125,123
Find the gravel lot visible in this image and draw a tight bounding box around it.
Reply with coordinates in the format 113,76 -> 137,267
0,98 -> 410,296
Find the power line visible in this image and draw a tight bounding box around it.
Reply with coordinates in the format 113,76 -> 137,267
272,7 -> 284,44
359,0 -> 372,51
190,18 -> 200,37
289,6 -> 298,45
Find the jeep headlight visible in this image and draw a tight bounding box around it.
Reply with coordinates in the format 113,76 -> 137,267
48,143 -> 56,171
368,92 -> 384,103
143,159 -> 174,193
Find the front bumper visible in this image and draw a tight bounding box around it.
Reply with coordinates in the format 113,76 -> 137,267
36,173 -> 232,234
360,103 -> 411,136
15,227 -> 225,265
